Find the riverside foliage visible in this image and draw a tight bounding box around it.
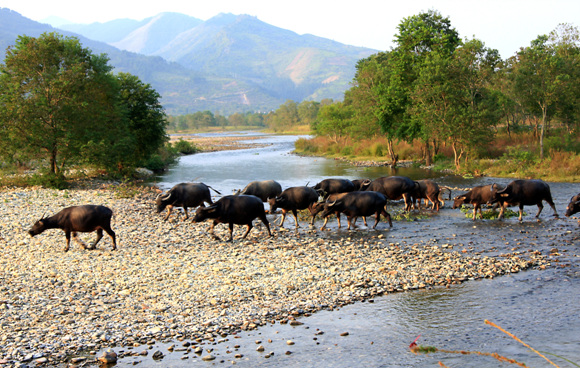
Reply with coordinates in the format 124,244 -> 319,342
0,32 -> 169,180
300,11 -> 580,176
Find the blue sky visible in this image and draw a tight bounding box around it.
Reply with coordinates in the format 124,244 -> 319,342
1,0 -> 579,58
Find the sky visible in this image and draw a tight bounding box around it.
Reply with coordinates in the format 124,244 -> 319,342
1,0 -> 580,58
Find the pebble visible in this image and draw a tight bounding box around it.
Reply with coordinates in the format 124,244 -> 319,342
0,185 -> 554,366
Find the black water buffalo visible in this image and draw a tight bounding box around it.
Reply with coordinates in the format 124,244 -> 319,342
452,184 -> 504,220
192,195 -> 272,242
364,176 -> 417,211
313,178 -> 355,198
565,194 -> 580,217
309,192 -> 368,230
351,179 -> 371,191
28,205 -> 116,251
235,180 -> 282,202
489,179 -> 559,221
320,191 -> 392,230
268,186 -> 320,227
410,180 -> 450,211
155,183 -> 220,221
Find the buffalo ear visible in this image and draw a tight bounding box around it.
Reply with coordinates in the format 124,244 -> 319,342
207,205 -> 218,213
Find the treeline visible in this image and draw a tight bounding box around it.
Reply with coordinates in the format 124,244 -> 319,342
167,99 -> 333,132
306,10 -> 580,170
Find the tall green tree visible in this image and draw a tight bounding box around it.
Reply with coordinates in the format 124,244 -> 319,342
411,39 -> 501,169
510,26 -> 579,160
0,32 -> 119,175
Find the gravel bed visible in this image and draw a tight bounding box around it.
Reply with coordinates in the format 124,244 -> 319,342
0,186 -> 548,366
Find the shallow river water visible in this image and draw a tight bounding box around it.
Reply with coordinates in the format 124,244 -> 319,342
130,132 -> 580,368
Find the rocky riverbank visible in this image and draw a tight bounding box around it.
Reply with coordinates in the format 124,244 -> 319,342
0,185 -> 550,367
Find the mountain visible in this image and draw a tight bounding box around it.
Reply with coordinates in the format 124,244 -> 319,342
59,12 -> 204,54
1,9 -> 378,115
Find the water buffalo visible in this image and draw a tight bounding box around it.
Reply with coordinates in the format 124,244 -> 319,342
268,186 -> 320,228
410,180 -> 450,211
155,183 -> 220,221
364,176 -> 417,211
309,192 -> 368,230
565,194 -> 580,217
235,180 -> 282,202
489,179 -> 559,221
28,205 -> 116,251
192,195 -> 272,242
352,179 -> 371,191
452,184 -> 504,220
320,191 -> 392,230
313,178 -> 355,198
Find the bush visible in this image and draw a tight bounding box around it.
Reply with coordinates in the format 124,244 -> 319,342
28,173 -> 69,189
173,139 -> 199,155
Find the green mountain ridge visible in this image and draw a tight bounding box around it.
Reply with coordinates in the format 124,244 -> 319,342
1,8 -> 378,115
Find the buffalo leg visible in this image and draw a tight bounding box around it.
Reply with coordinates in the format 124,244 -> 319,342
382,209 -> 393,227
546,196 -> 559,217
228,223 -> 236,242
72,231 -> 89,249
362,216 -> 368,226
335,213 -> 341,229
277,210 -> 288,227
64,231 -> 71,252
257,215 -> 272,237
208,221 -> 221,241
292,209 -> 300,228
320,216 -> 330,231
241,223 -> 252,240
372,212 -> 381,229
103,225 -> 117,250
497,203 -> 507,220
473,204 -> 479,220
163,205 -> 173,221
183,207 -> 189,220
534,203 -> 544,220
90,229 -> 104,250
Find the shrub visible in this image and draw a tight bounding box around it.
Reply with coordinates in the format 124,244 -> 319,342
173,139 -> 199,155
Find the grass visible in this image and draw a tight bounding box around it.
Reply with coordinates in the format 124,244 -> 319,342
459,205 -> 525,220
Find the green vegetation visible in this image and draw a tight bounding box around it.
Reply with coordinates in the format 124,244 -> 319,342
167,99 -> 332,134
0,32 -> 170,186
459,205 -> 524,220
296,11 -> 580,182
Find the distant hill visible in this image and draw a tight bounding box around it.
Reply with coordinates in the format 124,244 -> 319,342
1,8 -> 378,115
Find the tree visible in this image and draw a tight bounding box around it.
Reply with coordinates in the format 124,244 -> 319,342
116,72 -> 168,166
0,32 -> 119,175
411,39 -> 501,169
312,102 -> 354,142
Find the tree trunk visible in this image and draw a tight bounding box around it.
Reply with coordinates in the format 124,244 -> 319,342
50,149 -> 58,175
387,139 -> 398,168
540,107 -> 546,161
424,141 -> 432,166
452,142 -> 463,171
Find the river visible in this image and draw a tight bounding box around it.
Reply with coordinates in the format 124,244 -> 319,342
141,133 -> 580,368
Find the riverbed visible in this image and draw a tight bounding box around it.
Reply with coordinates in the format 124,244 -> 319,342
149,133 -> 580,367
0,133 -> 578,368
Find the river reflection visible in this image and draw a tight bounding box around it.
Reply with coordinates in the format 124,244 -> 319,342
139,133 -> 580,368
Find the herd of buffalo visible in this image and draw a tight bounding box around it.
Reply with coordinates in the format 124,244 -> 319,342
28,176 -> 580,250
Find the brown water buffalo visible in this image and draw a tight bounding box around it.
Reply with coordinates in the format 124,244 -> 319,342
192,195 -> 272,241
452,184 -> 504,220
235,180 -> 282,202
364,176 -> 417,211
155,182 -> 220,221
410,180 -> 450,211
320,191 -> 392,230
268,186 -> 320,227
565,194 -> 580,217
313,178 -> 355,198
489,179 -> 558,221
28,205 -> 116,251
